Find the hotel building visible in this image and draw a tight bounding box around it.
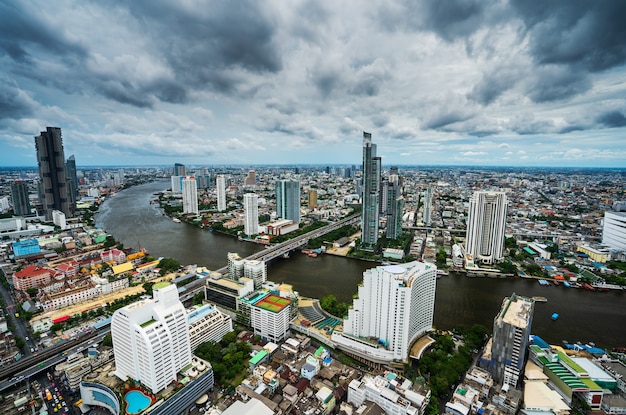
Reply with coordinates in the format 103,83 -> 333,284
111,283 -> 191,394
466,191 -> 508,264
602,211 -> 626,251
332,261 -> 437,364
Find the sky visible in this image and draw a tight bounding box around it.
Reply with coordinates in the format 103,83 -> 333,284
1,0 -> 626,168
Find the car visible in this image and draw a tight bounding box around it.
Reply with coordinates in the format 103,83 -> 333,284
25,336 -> 29,341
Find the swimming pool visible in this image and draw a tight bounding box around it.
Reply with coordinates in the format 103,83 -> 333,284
125,390 -> 151,414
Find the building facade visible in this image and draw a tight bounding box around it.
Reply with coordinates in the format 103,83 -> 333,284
187,304 -> 233,352
308,189 -> 318,208
423,187 -> 433,226
361,132 -> 380,246
332,261 -> 437,363
65,155 -> 78,208
602,211 -> 626,251
10,181 -> 31,216
182,176 -> 198,214
244,193 -> 259,236
35,127 -> 72,220
386,180 -> 404,240
466,191 -> 508,264
111,283 -> 191,394
216,175 -> 226,212
488,294 -> 534,388
276,179 -> 300,223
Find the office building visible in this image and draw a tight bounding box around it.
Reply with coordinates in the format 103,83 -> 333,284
308,189 -> 318,208
466,191 -> 508,264
65,155 -> 78,208
276,179 -> 300,223
487,293 -> 534,388
35,127 -> 72,220
602,211 -> 626,251
216,175 -> 226,212
244,193 -> 259,236
332,261 -> 437,364
182,176 -> 198,214
239,291 -> 296,343
111,283 -> 191,394
204,277 -> 254,311
10,180 -> 31,216
386,180 -> 403,240
423,187 -> 433,226
187,303 -> 233,352
173,163 -> 186,176
361,132 -> 380,246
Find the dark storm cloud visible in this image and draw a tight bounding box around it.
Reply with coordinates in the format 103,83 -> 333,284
379,0 -> 498,42
0,78 -> 35,120
524,66 -> 591,103
468,67 -> 522,105
511,0 -> 626,72
597,111 -> 626,128
97,81 -> 155,109
122,1 -> 282,93
423,111 -> 473,130
0,1 -> 87,63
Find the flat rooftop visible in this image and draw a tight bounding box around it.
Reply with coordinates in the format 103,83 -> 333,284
254,293 -> 291,313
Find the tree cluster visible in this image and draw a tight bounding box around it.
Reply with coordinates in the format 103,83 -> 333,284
319,294 -> 350,318
194,331 -> 251,390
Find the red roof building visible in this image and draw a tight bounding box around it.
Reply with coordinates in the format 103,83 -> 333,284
13,265 -> 52,291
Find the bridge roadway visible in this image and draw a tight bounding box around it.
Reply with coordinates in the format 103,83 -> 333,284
179,213 -> 360,301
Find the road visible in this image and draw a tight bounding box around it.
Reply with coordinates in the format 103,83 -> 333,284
0,263 -> 34,358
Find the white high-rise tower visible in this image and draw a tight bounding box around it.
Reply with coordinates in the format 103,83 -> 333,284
332,261 -> 437,363
466,191 -> 508,264
216,175 -> 226,212
111,283 -> 191,394
244,193 -> 259,236
182,176 -> 198,214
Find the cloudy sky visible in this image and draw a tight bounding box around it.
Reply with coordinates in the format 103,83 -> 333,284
1,0 -> 626,168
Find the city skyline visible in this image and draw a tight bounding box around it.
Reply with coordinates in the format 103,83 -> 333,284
1,2 -> 626,168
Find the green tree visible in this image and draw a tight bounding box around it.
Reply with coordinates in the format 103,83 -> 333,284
102,334 -> 113,347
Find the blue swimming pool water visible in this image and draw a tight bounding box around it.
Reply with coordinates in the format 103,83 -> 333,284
125,390 -> 151,414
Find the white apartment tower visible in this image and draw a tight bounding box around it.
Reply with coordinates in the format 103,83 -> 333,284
216,175 -> 226,212
244,193 -> 259,236
111,283 -> 191,394
466,191 -> 508,264
332,261 -> 437,363
243,259 -> 267,289
182,176 -> 198,214
423,187 -> 433,226
602,211 -> 626,251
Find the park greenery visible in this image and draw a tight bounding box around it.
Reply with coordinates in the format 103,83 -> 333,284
158,257 -> 181,275
319,294 -> 350,318
306,224 -> 358,249
194,331 -> 251,391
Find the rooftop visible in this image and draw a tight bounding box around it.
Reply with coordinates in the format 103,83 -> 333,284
254,293 -> 292,313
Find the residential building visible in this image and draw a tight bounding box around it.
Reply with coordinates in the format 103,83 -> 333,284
35,127 -> 73,220
187,304 -> 233,352
276,179 -> 300,223
216,175 -> 226,211
182,176 -> 198,214
466,191 -> 508,264
170,175 -> 182,192
487,293 -> 534,388
386,179 -> 404,239
332,261 -> 437,364
602,211 -> 626,251
52,209 -> 67,229
348,371 -> 431,415
111,283 -> 191,394
244,170 -> 256,186
244,193 -> 259,236
13,265 -> 52,291
243,260 -> 267,289
10,181 -> 31,216
361,132 -> 380,246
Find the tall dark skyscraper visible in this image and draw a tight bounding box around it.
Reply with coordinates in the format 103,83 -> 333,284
10,180 -> 31,216
386,179 -> 403,239
361,132 -> 380,246
35,127 -> 72,220
276,179 -> 300,223
173,163 -> 186,176
65,154 -> 78,209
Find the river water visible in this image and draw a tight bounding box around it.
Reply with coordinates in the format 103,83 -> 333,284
96,181 -> 626,349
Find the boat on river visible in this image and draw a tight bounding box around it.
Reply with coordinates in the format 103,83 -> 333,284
532,296 -> 548,302
551,313 -> 559,321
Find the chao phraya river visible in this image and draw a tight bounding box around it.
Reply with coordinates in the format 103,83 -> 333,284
96,181 -> 626,349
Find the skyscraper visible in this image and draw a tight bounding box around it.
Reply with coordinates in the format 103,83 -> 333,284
65,155 -> 78,209
216,175 -> 226,212
111,283 -> 191,394
361,132 -> 380,246
423,187 -> 433,227
465,191 -> 508,264
602,211 -> 626,251
182,176 -> 198,214
10,180 -> 31,216
244,193 -> 259,236
35,127 -> 72,220
386,180 -> 404,240
332,261 -> 437,363
308,189 -> 318,209
487,293 -> 534,388
276,179 -> 300,223
173,163 -> 186,176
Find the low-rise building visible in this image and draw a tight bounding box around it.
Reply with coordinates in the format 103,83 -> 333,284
187,303 -> 233,352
